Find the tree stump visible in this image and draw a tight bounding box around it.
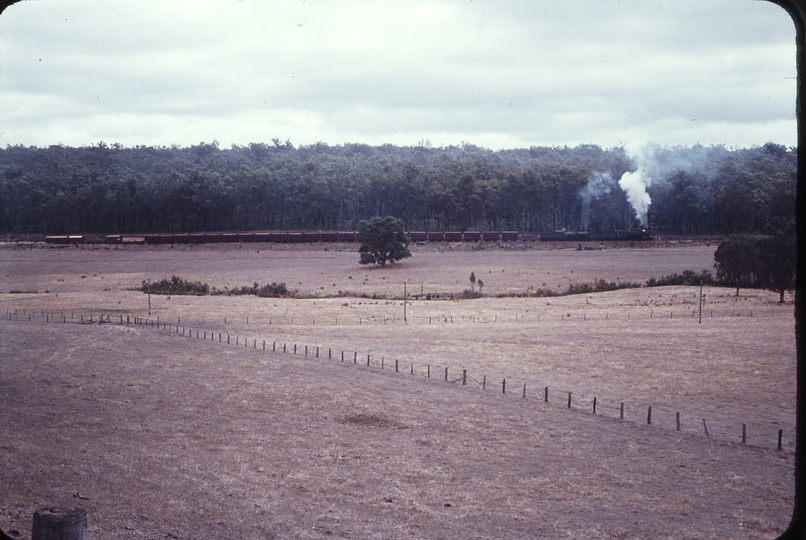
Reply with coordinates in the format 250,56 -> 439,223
32,507 -> 86,540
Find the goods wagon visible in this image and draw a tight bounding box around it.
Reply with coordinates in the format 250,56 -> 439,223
408,231 -> 427,241
426,232 -> 444,241
320,231 -> 339,242
463,231 -> 481,241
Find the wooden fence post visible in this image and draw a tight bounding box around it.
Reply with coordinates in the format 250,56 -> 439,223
427,365 -> 431,378
522,383 -> 526,398
742,423 -> 746,444
544,386 -> 548,402
395,359 -> 399,372
676,412 -> 681,431
462,370 -> 467,386
593,397 -> 597,414
620,402 -> 624,419
445,367 -> 448,381
32,507 -> 86,540
502,379 -> 506,394
702,418 -> 709,437
779,429 -> 783,450
647,407 -> 652,425
567,392 -> 571,408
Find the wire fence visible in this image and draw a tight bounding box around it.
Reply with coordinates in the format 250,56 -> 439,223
4,306 -> 793,453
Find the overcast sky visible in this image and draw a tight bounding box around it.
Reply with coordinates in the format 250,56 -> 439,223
0,0 -> 797,150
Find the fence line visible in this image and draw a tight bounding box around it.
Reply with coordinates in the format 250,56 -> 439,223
10,306 -> 780,330
3,307 -> 792,452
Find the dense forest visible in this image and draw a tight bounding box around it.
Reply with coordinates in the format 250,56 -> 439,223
0,140 -> 796,235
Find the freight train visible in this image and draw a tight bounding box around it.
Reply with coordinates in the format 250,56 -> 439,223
44,228 -> 652,245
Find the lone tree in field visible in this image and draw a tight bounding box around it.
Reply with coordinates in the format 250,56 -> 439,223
714,235 -> 757,296
357,215 -> 412,267
756,218 -> 797,303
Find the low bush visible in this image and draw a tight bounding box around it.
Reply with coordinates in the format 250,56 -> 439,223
225,281 -> 292,298
646,269 -> 715,287
142,276 -> 210,295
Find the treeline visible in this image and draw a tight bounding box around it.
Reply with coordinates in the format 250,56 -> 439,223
714,221 -> 797,302
0,140 -> 795,235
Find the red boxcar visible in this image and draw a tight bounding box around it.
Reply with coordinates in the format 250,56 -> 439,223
320,231 -> 339,242
463,231 -> 481,241
408,231 -> 427,241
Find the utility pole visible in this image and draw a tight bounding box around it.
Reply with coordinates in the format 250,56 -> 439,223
403,281 -> 407,323
698,279 -> 703,324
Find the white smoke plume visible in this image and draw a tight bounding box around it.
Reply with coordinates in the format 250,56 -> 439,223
618,142 -> 655,227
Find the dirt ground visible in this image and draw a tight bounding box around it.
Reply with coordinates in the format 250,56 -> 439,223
0,241 -> 796,538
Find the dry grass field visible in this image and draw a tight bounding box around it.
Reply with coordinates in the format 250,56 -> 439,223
0,241 -> 796,538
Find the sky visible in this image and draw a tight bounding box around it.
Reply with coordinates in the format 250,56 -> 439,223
0,0 -> 797,151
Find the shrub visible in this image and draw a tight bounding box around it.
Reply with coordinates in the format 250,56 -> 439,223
646,269 -> 715,287
142,275 -> 210,295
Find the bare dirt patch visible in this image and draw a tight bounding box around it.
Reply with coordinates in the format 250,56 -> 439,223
0,242 -> 795,538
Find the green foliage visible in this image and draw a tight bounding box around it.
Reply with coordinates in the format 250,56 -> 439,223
141,276 -> 292,297
565,279 -> 642,295
357,216 -> 412,266
713,229 -> 796,302
755,229 -> 796,303
226,281 -> 292,298
142,275 -> 210,295
0,143 -> 795,236
714,235 -> 760,295
646,269 -> 715,287
456,289 -> 483,299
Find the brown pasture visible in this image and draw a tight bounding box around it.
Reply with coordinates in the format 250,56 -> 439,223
0,241 -> 796,538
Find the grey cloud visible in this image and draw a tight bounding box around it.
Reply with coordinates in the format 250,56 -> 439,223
0,0 -> 796,149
